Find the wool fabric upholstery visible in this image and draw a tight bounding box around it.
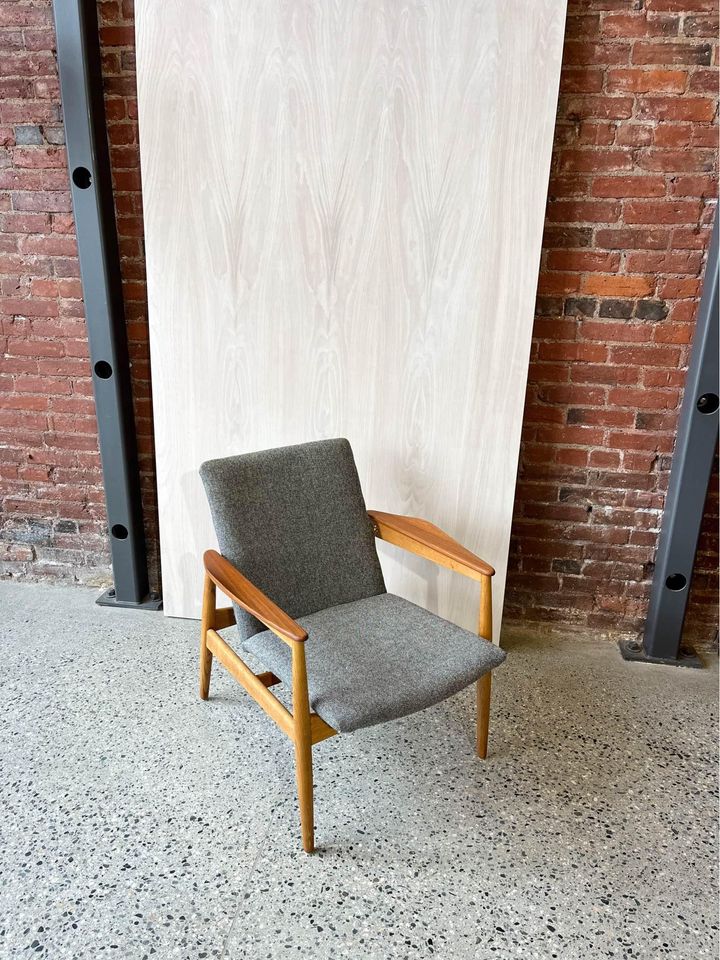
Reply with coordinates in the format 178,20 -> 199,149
243,593 -> 506,732
200,439 -> 386,640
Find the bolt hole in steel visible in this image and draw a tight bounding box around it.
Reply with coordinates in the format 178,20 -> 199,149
665,573 -> 687,592
72,166 -> 92,189
111,524 -> 129,540
94,360 -> 113,379
696,393 -> 719,415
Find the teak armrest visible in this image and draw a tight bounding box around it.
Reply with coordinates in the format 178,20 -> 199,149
368,511 -> 495,581
203,549 -> 308,644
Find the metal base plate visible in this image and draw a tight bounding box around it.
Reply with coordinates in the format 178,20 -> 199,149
618,637 -> 703,669
96,587 -> 163,611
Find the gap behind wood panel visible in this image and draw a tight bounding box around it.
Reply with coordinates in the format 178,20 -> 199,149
136,0 -> 567,631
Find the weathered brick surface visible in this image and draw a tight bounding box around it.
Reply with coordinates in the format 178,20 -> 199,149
0,0 -> 158,588
0,0 -> 717,640
506,0 -> 718,641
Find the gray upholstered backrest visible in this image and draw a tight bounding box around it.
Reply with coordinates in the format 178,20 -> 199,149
200,439 -> 386,639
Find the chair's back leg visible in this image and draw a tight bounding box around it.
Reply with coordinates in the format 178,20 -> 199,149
291,640 -> 315,853
476,573 -> 493,758
200,573 -> 215,700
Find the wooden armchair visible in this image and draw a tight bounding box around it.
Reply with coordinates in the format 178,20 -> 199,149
199,439 -> 505,853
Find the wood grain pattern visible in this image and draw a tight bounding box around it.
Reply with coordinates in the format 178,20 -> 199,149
204,550 -> 308,644
136,0 -> 567,636
369,510 -> 495,580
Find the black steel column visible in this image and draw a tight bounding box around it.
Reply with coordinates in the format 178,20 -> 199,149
52,0 -> 160,609
620,215 -> 718,667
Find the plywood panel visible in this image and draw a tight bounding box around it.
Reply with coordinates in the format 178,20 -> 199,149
136,0 -> 567,633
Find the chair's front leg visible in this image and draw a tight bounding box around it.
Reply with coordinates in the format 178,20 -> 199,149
476,573 -> 493,759
200,573 -> 215,700
291,640 -> 315,852
476,674 -> 491,759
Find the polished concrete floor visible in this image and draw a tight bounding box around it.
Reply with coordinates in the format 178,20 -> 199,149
1,580 -> 717,960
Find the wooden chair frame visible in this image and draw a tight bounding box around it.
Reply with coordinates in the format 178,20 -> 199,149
199,510 -> 496,853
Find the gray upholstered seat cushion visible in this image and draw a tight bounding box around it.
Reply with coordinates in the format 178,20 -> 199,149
242,593 -> 506,733
200,439 -> 386,640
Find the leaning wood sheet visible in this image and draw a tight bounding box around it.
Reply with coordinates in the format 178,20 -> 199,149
136,0 -> 567,630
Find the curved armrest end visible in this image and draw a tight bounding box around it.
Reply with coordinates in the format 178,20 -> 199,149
368,511 -> 495,579
203,549 -> 308,643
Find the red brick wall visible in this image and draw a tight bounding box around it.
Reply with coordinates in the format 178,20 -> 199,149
0,0 -> 717,640
0,0 -> 158,587
505,0 -> 719,642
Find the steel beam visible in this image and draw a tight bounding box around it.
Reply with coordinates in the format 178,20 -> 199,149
52,0 -> 160,610
620,215 -> 718,667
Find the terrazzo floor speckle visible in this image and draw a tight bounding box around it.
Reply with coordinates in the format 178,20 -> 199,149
0,581 -> 717,959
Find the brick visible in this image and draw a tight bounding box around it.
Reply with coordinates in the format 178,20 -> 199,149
562,95 -> 634,120
567,406 -> 635,426
564,297 -> 597,317
13,124 -> 43,145
0,169 -> 67,191
636,148 -> 716,173
559,68 -> 605,93
558,148 -> 633,173
562,39 -> 632,67
547,250 -> 620,271
0,78 -> 28,99
574,122 -> 618,148
625,250 -> 702,276
547,200 -> 622,223
653,125 -> 693,148
659,277 -> 702,298
0,298 -> 59,318
10,191 -> 72,213
634,300 -> 669,321
672,226 -> 712,248
623,199 -> 703,225
0,5 -> 52,27
582,274 -> 655,297
589,450 -> 621,468
592,175 -> 666,198
537,384 -> 606,406
609,345 -> 681,367
542,226 -> 594,248
616,124 -> 653,147
653,321 -> 694,343
642,368 -> 685,388
19,235 -> 77,256
537,341 -> 609,362
572,364 -> 641,384
602,13 -> 680,38
631,42 -> 712,65
605,68 -> 687,94
0,211 -> 51,233
637,97 -> 717,122
608,430 -> 675,452
585,320 -> 653,345
595,228 -> 669,250
99,25 -> 136,45
537,272 -> 583,295
13,146 -> 67,169
535,296 -> 564,316
533,318 -> 579,340
669,175 -> 717,199
598,299 -> 634,319
43,126 -> 65,146
689,69 -> 718,94
646,0 -> 717,11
